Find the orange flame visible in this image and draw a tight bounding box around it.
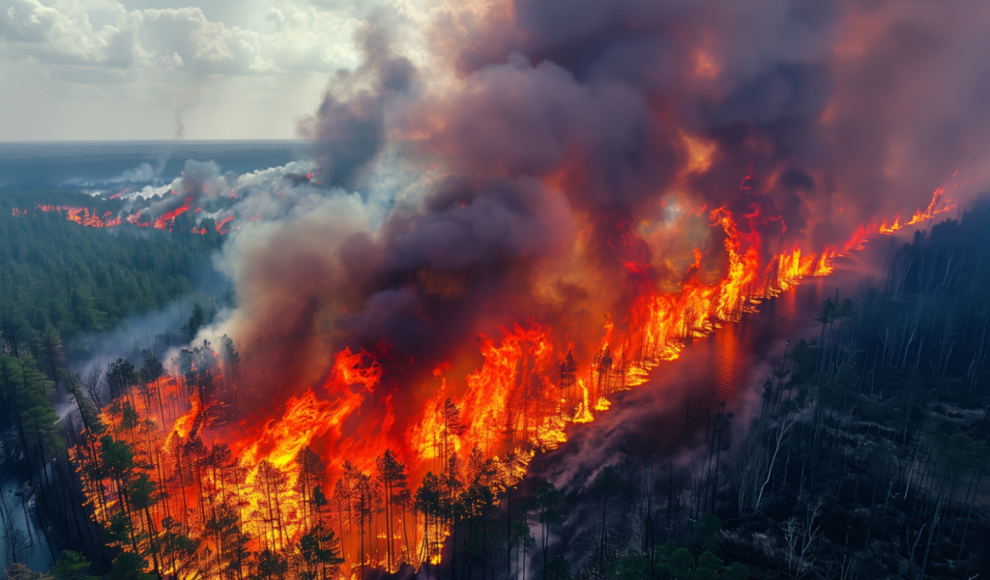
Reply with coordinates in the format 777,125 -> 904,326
35,205 -> 122,227
65,179 -> 961,578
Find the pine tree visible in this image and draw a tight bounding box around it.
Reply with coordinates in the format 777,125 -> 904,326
376,449 -> 407,571
182,304 -> 207,342
107,358 -> 138,401
536,481 -> 566,580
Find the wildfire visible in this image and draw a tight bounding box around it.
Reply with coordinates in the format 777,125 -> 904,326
842,187 -> 956,247
16,201 -> 236,235
127,197 -> 195,231
461,324 -> 554,457
168,396 -> 202,442
33,205 -> 122,227
66,180 -> 959,580
216,215 -> 235,234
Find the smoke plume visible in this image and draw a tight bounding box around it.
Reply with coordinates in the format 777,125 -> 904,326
74,0 -> 990,525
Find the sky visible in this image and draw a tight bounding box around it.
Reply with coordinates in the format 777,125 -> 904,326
0,0 -> 428,140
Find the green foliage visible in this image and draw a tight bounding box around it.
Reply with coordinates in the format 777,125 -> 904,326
0,353 -> 64,462
692,514 -> 721,554
610,550 -> 651,580
652,541 -> 748,580
100,435 -> 135,479
103,512 -> 132,546
697,551 -> 723,572
669,548 -> 695,578
695,568 -> 718,580
181,303 -> 208,342
722,563 -> 750,580
107,359 -> 138,401
415,471 -> 444,521
0,191 -> 221,350
50,550 -> 91,580
159,517 -> 200,572
696,551 -> 724,580
138,352 -> 164,385
127,473 -> 158,511
511,519 -> 535,550
104,552 -> 153,580
659,539 -> 679,560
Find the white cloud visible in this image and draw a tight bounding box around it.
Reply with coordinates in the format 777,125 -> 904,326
139,7 -> 271,74
0,0 -> 431,139
0,0 -> 138,66
265,4 -> 363,72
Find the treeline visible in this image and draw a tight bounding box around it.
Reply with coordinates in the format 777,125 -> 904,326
0,190 -> 225,356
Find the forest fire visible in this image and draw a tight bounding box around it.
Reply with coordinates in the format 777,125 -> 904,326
66,182 -> 955,579
4,0 -> 990,576
26,204 -> 123,227
13,201 -> 236,234
842,188 -> 957,249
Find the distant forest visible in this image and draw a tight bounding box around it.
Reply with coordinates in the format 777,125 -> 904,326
0,189 -> 226,357
0,143 -> 307,187
1,190 -> 989,580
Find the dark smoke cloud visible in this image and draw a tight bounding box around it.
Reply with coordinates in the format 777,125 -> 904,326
295,21 -> 416,189
385,175 -> 573,270
193,0 -> 990,442
422,0 -> 990,240
331,174 -> 575,356
412,54 -> 674,211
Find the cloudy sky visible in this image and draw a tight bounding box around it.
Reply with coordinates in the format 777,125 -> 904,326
1,0 -> 430,140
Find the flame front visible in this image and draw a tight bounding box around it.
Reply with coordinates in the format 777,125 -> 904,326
65,180 -> 957,579
15,201 -> 235,234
